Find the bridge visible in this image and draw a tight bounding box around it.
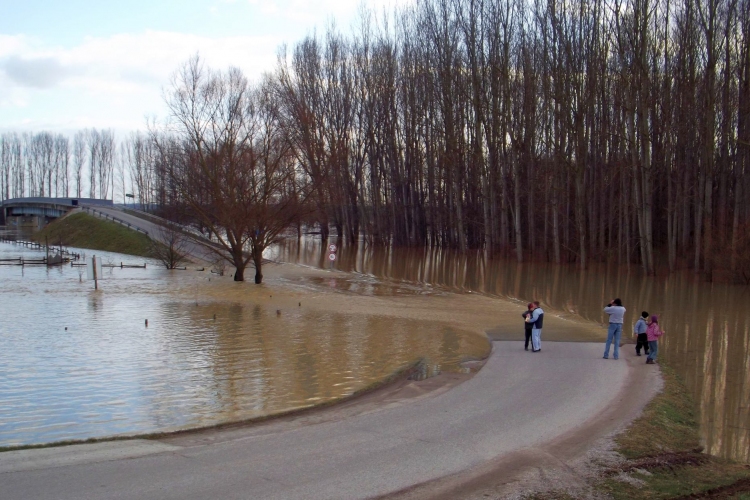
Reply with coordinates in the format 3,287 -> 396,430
1,197 -> 113,228
1,197 -> 227,264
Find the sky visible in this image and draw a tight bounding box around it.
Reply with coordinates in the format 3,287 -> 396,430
0,0 -> 412,136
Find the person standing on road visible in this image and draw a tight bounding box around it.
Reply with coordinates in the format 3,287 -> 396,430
525,301 -> 544,352
522,303 -> 534,351
646,315 -> 664,365
634,311 -> 650,356
603,298 -> 626,360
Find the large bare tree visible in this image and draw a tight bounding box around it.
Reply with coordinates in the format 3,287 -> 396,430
157,56 -> 307,283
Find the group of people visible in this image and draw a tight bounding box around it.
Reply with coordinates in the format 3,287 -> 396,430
521,301 -> 544,352
520,298 -> 664,363
521,300 -> 544,352
602,298 -> 664,363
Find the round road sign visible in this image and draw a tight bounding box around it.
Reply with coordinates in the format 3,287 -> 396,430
328,253 -> 336,261
328,244 -> 337,253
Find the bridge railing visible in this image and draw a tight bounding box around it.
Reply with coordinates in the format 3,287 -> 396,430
1,197 -> 114,207
81,207 -> 150,236
120,208 -> 225,252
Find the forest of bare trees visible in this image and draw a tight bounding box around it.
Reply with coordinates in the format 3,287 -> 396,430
1,129 -> 116,203
269,0 -> 750,280
3,0 -> 750,281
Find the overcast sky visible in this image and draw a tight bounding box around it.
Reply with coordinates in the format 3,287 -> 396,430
0,0 -> 411,135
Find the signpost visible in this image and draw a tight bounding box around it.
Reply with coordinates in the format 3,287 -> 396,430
86,255 -> 103,290
327,244 -> 337,270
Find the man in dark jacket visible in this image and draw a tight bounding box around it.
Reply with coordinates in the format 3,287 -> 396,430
521,303 -> 534,351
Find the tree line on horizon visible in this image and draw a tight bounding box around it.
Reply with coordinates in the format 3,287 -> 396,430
2,0 -> 750,283
0,129 -> 119,203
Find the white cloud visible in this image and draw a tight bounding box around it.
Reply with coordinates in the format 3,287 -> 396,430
62,31 -> 282,88
0,31 -> 284,132
3,56 -> 70,88
0,0 -> 418,133
245,0 -> 415,28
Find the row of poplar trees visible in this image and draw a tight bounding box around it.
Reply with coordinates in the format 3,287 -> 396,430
275,0 -> 750,278
0,129 -> 117,202
4,0 -> 750,280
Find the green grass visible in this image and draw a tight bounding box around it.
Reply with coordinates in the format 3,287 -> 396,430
601,458 -> 750,499
614,365 -> 701,460
527,365 -> 750,499
33,212 -> 153,258
600,365 -> 750,499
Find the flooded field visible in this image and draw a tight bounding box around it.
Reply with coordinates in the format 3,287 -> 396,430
275,238 -> 750,463
3,232 -> 746,464
0,241 -> 488,447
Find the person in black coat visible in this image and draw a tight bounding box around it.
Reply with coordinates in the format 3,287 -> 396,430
521,302 -> 534,351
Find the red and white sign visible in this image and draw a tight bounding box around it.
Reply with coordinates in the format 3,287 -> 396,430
328,244 -> 337,253
328,253 -> 336,261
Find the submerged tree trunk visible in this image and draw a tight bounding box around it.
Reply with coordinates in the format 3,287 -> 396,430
253,245 -> 263,284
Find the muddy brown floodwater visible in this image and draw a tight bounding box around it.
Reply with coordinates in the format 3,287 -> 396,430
0,241 -> 490,447
274,237 -> 750,464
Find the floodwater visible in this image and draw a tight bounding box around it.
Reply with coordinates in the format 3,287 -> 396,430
0,241 -> 488,447
274,238 -> 750,463
2,232 -> 747,464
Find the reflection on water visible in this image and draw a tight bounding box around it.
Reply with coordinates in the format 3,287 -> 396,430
0,242 -> 487,447
274,237 -> 750,463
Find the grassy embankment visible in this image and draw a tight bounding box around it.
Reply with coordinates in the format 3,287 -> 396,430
530,365 -> 750,500
32,212 -> 152,258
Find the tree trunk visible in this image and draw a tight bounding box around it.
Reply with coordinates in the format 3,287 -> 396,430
513,157 -> 523,262
253,245 -> 263,284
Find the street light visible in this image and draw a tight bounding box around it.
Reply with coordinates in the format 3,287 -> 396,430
125,193 -> 134,208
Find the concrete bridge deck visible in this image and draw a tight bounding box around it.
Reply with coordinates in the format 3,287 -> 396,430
1,197 -> 113,228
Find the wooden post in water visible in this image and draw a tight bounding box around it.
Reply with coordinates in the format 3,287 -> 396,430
93,255 -> 98,290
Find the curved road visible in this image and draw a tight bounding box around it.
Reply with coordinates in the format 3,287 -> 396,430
0,341 -> 655,500
80,206 -> 220,263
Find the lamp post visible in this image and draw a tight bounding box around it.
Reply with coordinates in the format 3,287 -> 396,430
125,193 -> 134,208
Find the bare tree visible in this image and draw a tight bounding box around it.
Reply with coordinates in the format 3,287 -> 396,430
54,134 -> 69,197
98,129 -> 115,199
72,131 -> 86,198
88,129 -> 100,198
150,225 -> 190,269
0,134 -> 11,201
117,142 -> 128,203
124,132 -> 155,207
157,56 -> 308,283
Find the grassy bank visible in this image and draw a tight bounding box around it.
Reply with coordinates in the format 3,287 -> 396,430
33,212 -> 153,258
529,365 -> 750,499
598,364 -> 750,499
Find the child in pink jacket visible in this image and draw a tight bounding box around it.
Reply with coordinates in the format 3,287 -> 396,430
646,315 -> 664,364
